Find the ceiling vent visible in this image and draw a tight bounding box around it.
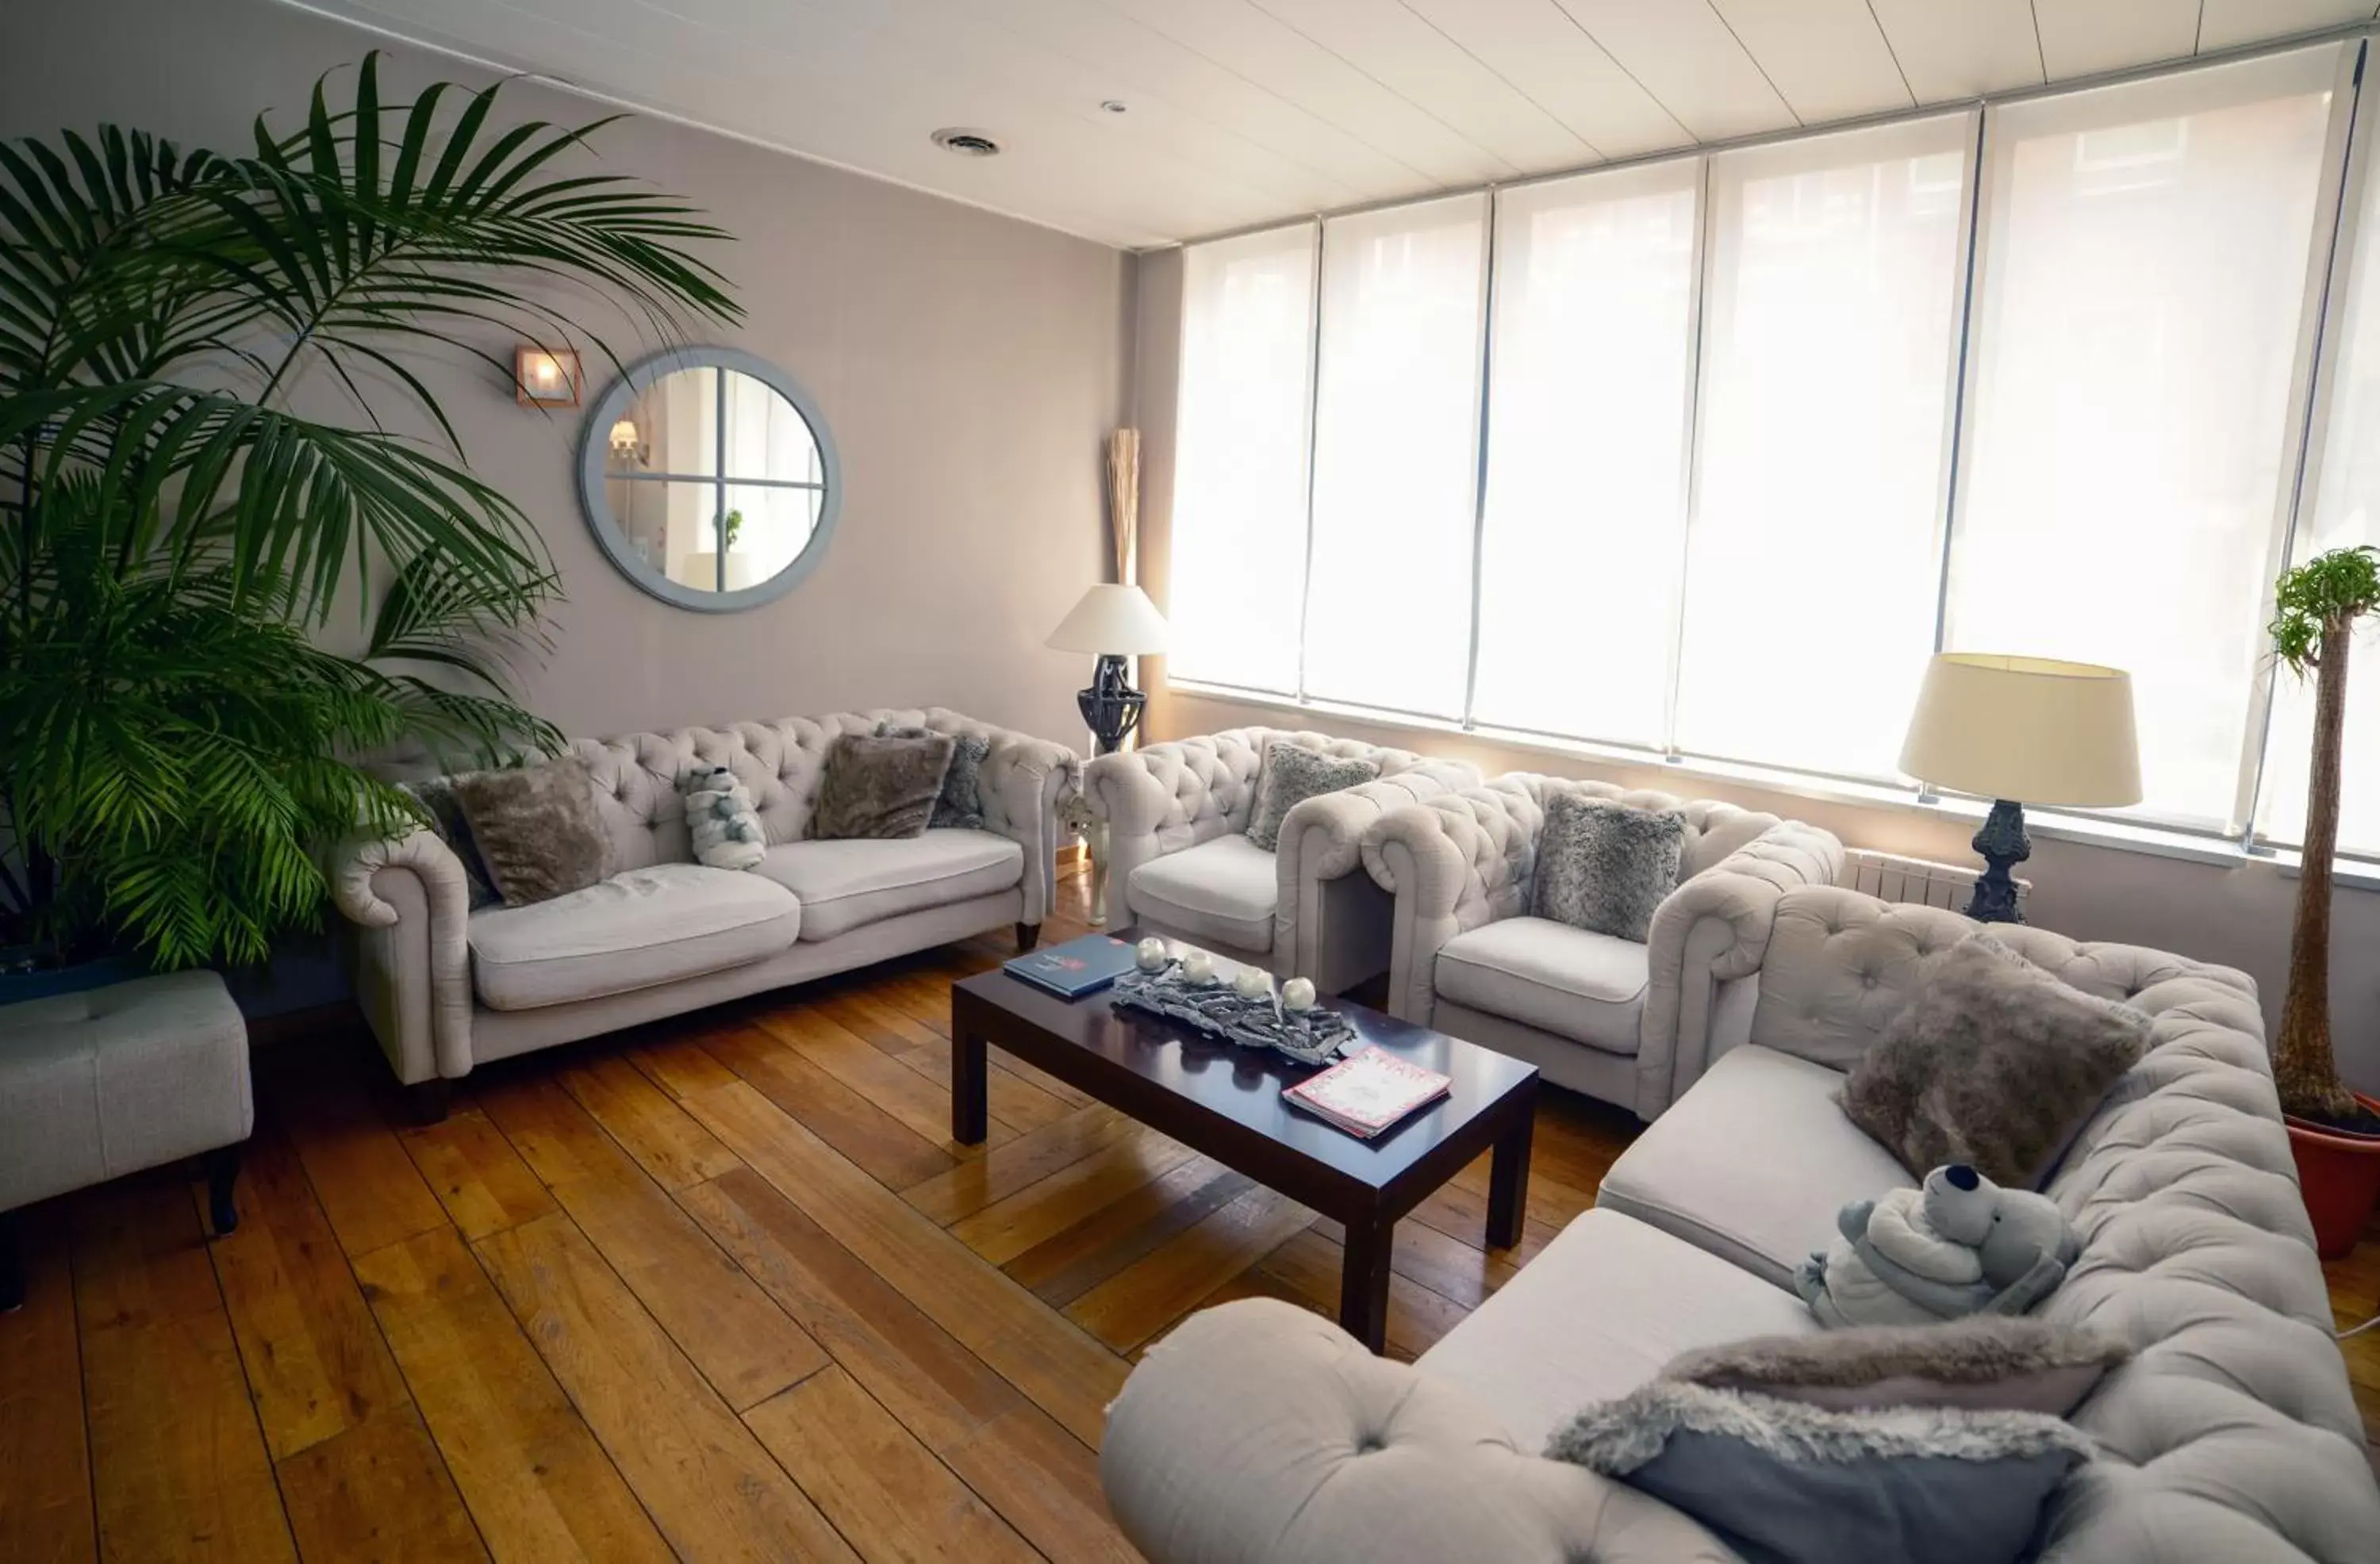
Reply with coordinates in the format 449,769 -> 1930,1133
931,128 -> 1002,157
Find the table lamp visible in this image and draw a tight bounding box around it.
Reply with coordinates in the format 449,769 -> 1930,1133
1048,584 -> 1169,754
1899,654 -> 2142,923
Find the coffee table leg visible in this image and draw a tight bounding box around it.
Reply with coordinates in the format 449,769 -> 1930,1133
1339,1217 -> 1393,1354
1486,1106 -> 1534,1250
952,1029 -> 988,1145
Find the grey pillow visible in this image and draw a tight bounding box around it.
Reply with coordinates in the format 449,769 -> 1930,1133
451,758 -> 611,908
811,731 -> 957,841
1661,1317 -> 2132,1416
1545,1380 -> 2090,1564
876,722 -> 988,830
402,775 -> 500,908
1530,792 -> 1686,942
1245,744 -> 1378,853
1841,933 -> 2150,1188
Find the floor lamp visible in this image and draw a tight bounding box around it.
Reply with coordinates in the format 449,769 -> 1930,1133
1048,584 -> 1169,924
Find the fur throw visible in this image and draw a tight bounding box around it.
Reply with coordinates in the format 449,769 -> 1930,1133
1545,1380 -> 2092,1475
678,765 -> 766,871
810,731 -> 957,841
1666,1317 -> 2129,1392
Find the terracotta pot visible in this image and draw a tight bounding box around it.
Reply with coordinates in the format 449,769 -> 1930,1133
2286,1092 -> 2380,1259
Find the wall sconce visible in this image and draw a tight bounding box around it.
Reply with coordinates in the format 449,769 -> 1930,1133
514,345 -> 582,408
608,417 -> 647,467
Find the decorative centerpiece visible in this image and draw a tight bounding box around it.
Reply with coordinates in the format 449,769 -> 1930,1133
1113,941 -> 1357,1067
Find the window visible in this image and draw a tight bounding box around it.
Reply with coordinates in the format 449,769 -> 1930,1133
1302,195 -> 1490,718
1166,222 -> 1318,693
1675,117 -> 1974,779
1945,52 -> 2337,826
1470,163 -> 1700,747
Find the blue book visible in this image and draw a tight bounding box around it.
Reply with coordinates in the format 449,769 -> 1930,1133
1004,933 -> 1141,1000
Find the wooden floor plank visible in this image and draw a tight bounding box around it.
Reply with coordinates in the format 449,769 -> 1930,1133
623,1033 -> 743,1102
68,1175 -> 222,1334
1,1203 -> 95,1564
899,1105 -> 1139,1226
478,1078 -> 825,1411
203,1129 -> 409,1459
1005,1158 -> 1253,1306
473,1212 -> 857,1562
679,1081 -> 1129,1449
1063,1184 -> 1317,1352
701,1024 -> 960,1191
949,1129 -> 1201,1267
351,1228 -> 670,1564
888,1040 -> 1077,1137
399,1110 -> 559,1242
743,1367 -> 1041,1564
557,1054 -> 741,1190
754,1006 -> 1019,1150
1250,1229 -> 1468,1360
274,1404 -> 487,1562
271,1064 -> 449,1259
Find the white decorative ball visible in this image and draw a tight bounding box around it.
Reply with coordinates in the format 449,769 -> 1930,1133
1181,952 -> 1215,984
1232,967 -> 1271,999
1282,977 -> 1317,1012
1134,937 -> 1170,972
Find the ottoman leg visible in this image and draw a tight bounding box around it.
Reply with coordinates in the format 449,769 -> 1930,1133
406,1079 -> 452,1126
205,1144 -> 243,1236
0,1209 -> 22,1313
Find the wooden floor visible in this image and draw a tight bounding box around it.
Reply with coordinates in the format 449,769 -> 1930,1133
6,864 -> 2379,1559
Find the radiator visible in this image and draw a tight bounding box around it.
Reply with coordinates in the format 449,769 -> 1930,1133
1842,847 -> 2030,915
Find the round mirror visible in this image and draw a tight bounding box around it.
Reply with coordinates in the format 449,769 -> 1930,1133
577,347 -> 842,611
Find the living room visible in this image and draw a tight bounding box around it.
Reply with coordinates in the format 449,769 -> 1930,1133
6,0 -> 2380,1560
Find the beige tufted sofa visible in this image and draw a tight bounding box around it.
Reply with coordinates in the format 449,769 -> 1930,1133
1102,886 -> 2380,1563
1086,730 -> 1479,995
1360,774 -> 1843,1120
332,707 -> 1074,1115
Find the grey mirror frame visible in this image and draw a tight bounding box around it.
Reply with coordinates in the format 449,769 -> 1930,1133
576,345 -> 844,612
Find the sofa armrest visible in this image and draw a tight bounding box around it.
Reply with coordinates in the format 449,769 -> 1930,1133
1276,761 -> 1479,993
1101,1298 -> 1734,1564
1639,820 -> 1844,1116
1358,786 -> 1542,1022
971,723 -> 1081,926
329,826 -> 474,1083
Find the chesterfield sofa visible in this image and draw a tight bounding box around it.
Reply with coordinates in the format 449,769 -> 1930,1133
1103,887 -> 2380,1563
1359,774 -> 1843,1120
1087,729 -> 1479,995
331,707 -> 1074,1117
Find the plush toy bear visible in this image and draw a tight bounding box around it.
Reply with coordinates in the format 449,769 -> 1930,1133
1794,1163 -> 2079,1329
678,764 -> 766,872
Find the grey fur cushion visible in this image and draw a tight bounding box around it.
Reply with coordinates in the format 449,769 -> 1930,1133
1245,744 -> 1378,853
403,775 -> 500,908
811,732 -> 957,841
1841,933 -> 2150,1188
450,758 -> 610,908
1663,1317 -> 2131,1416
1546,1380 -> 2090,1564
876,723 -> 988,830
1530,792 -> 1686,942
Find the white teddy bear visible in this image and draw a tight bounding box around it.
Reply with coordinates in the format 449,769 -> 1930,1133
678,764 -> 766,872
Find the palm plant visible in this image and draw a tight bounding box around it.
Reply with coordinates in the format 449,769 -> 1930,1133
0,54 -> 738,969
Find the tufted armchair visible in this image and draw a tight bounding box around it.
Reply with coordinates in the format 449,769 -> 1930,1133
332,707 -> 1074,1116
1104,887 -> 2380,1563
1358,774 -> 1841,1120
1085,729 -> 1480,995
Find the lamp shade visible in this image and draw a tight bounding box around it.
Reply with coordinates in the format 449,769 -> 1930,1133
1900,654 -> 2142,807
1047,584 -> 1169,656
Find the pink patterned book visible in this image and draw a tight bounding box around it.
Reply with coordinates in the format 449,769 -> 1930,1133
1284,1047 -> 1453,1139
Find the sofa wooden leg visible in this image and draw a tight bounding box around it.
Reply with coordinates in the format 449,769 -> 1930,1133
1015,922 -> 1042,952
204,1144 -> 244,1236
406,1079 -> 452,1126
0,1207 -> 21,1313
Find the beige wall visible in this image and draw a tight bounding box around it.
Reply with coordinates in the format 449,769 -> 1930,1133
1129,249 -> 2380,1096
10,0 -> 1132,745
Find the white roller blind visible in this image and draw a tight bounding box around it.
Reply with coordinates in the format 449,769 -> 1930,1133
1674,115 -> 1973,779
1301,194 -> 1489,717
1470,162 -> 1700,747
1946,48 -> 2338,826
1167,223 -> 1318,694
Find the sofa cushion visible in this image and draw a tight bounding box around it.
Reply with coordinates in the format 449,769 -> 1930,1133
757,829 -> 1023,942
1418,1209 -> 1820,1453
468,863 -> 801,1011
1597,1045 -> 1910,1290
1434,917 -> 1648,1054
1127,833 -> 1277,953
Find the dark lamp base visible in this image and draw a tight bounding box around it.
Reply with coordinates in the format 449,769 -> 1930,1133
1964,799 -> 2030,925
1077,654 -> 1146,757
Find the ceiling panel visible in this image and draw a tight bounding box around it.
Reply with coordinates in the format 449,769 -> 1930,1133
1867,0 -> 2045,103
2198,0 -> 2376,53
1550,0 -> 1797,141
1399,0 -> 1687,160
2032,0 -> 2199,78
1707,0 -> 1914,124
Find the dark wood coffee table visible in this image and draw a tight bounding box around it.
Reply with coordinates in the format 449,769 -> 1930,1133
949,930 -> 1539,1353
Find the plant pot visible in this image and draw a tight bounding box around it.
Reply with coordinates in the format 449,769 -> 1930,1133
2286,1093 -> 2380,1259
0,947 -> 148,1010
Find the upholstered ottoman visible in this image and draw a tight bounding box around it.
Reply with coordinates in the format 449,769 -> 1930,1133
0,969 -> 253,1309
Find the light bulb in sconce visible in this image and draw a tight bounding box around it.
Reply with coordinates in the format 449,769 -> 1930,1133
512,344 -> 582,408
608,418 -> 646,467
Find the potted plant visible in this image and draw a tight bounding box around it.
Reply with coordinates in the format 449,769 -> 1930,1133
0,56 -> 737,995
2268,544 -> 2380,1256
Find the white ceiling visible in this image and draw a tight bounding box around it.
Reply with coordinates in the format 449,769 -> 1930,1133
285,0 -> 2380,249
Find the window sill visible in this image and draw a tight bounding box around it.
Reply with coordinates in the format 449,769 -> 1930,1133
1163,678 -> 2380,893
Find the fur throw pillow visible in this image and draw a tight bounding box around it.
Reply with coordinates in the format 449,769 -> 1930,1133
1662,1316 -> 2131,1416
1245,743 -> 1378,853
1841,933 -> 2150,1188
451,757 -> 611,907
678,764 -> 766,870
876,722 -> 989,830
402,774 -> 501,908
1531,792 -> 1687,943
810,732 -> 956,841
